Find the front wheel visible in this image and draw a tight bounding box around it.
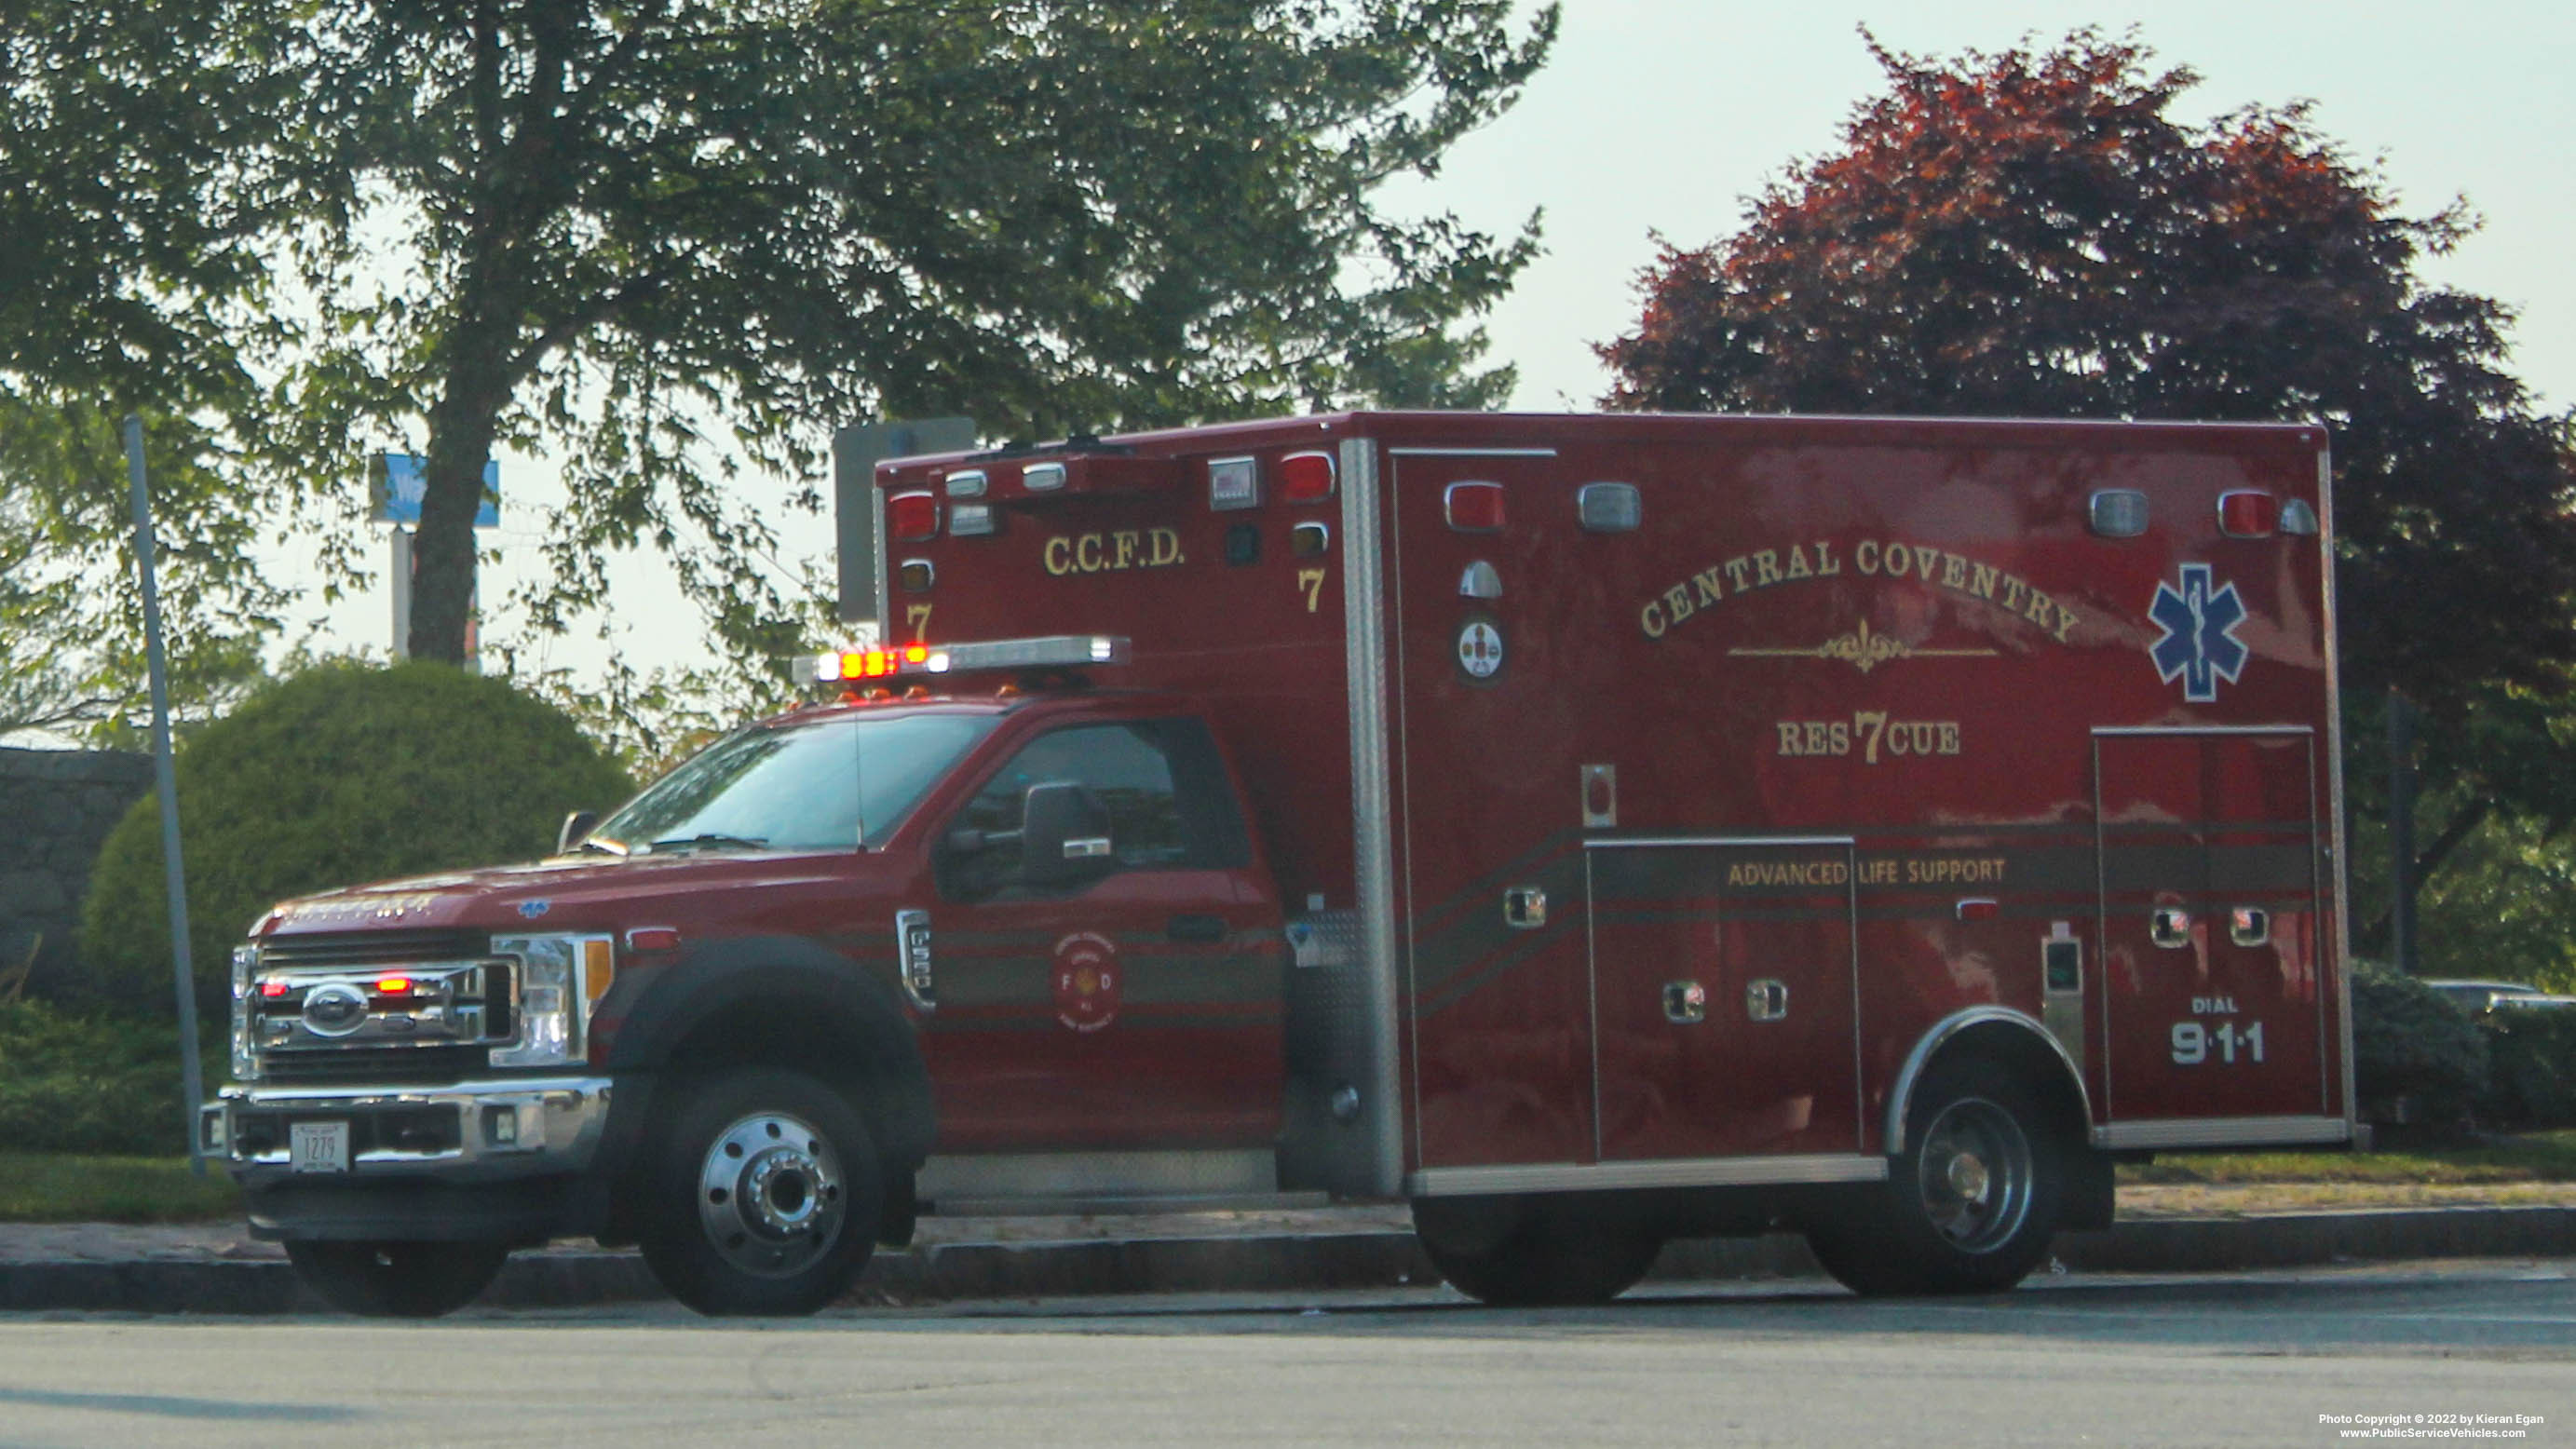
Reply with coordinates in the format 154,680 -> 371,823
1806,1055 -> 2062,1296
639,1068 -> 883,1317
284,1240 -> 509,1318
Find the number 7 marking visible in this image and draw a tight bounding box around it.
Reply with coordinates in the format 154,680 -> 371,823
905,603 -> 932,642
1296,568 -> 1326,614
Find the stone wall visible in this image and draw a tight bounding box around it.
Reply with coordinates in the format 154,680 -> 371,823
0,747 -> 153,1001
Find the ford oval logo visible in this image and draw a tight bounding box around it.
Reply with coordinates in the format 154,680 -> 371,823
301,983 -> 370,1037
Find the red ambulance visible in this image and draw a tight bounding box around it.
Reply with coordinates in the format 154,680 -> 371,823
204,411 -> 2352,1316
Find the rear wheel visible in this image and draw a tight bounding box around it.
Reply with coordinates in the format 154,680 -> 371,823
1414,1196 -> 1661,1307
1807,1056 -> 2062,1296
639,1068 -> 882,1317
284,1239 -> 509,1318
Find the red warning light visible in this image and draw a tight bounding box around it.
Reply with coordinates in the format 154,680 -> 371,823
1445,481 -> 1505,533
260,981 -> 289,998
374,976 -> 414,996
1279,452 -> 1335,504
2217,491 -> 2277,538
888,492 -> 940,542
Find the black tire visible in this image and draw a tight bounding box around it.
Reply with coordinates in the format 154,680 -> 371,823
1414,1196 -> 1662,1307
639,1067 -> 882,1317
1807,1055 -> 2063,1296
284,1239 -> 509,1318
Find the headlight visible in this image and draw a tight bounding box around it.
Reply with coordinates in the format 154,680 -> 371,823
490,934 -> 615,1068
230,944 -> 260,1082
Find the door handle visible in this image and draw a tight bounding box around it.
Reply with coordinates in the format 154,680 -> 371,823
1167,914 -> 1227,943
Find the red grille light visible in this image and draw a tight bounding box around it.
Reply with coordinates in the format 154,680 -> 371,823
1445,481 -> 1505,532
2217,491 -> 2277,538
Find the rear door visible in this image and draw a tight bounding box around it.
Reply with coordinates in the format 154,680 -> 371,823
2095,728 -> 2329,1133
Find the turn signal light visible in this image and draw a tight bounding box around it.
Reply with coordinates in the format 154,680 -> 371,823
374,977 -> 414,996
1445,481 -> 1505,532
1279,452 -> 1335,504
888,491 -> 939,541
2217,491 -> 2277,538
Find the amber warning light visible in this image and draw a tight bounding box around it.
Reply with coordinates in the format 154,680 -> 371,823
793,635 -> 1132,685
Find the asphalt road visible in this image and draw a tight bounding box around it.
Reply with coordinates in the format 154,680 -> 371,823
0,1263 -> 2569,1448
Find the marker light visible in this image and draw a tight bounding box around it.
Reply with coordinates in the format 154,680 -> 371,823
1021,462 -> 1066,492
1445,481 -> 1505,532
260,981 -> 290,998
1954,900 -> 2000,922
1290,522 -> 1331,558
942,469 -> 987,498
1577,482 -> 1641,533
1208,456 -> 1259,511
2089,490 -> 2149,538
1279,452 -> 1335,504
888,491 -> 939,541
2218,491 -> 2277,538
794,635 -> 1131,684
898,560 -> 935,592
374,977 -> 414,996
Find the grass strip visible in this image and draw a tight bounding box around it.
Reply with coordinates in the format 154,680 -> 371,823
2118,1130 -> 2576,1185
0,1153 -> 241,1223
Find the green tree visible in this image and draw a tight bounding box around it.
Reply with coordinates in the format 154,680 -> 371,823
1,3 -> 294,737
1599,29 -> 2576,724
20,0 -> 1552,682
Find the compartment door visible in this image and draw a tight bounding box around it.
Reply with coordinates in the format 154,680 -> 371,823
1587,839 -> 1863,1162
2095,729 -> 2327,1128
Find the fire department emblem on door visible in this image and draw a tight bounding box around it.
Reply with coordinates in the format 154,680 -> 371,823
1052,930 -> 1121,1033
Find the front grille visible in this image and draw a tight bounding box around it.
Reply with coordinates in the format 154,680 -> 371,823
259,1044 -> 486,1086
249,930 -> 510,1085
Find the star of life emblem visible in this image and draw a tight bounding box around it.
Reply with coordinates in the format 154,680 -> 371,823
2148,563 -> 2248,702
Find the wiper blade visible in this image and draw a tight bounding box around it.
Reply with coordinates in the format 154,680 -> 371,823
646,833 -> 770,854
575,835 -> 629,857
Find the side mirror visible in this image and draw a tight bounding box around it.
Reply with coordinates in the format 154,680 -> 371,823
1020,781 -> 1113,887
557,810 -> 601,855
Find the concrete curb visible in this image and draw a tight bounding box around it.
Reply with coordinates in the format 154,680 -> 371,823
3,1207 -> 2569,1315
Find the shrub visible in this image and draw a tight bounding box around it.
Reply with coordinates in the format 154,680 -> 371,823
2477,1009 -> 2576,1128
81,661 -> 631,1021
2350,965 -> 2490,1127
0,999 -> 208,1156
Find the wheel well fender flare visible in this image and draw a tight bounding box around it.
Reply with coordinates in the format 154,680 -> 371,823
1884,1007 -> 2092,1157
603,934 -> 934,1171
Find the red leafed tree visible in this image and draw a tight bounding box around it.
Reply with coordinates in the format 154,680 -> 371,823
1600,30 -> 2576,719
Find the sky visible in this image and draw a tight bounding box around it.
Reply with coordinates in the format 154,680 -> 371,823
1414,0 -> 2574,413
298,0 -> 2576,681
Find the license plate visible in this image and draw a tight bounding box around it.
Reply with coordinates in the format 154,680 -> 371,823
290,1120 -> 350,1173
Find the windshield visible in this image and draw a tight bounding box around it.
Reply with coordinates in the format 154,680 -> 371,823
592,711 -> 997,854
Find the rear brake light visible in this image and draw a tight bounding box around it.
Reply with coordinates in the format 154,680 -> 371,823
2217,491 -> 2276,538
888,491 -> 939,541
1279,452 -> 1335,504
1445,481 -> 1505,532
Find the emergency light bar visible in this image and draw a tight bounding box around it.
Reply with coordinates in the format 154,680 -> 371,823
793,634 -> 1131,684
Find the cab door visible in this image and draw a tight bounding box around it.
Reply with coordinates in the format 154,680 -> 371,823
922,714 -> 1284,1153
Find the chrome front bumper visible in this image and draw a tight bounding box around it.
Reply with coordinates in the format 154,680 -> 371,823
202,1077 -> 615,1180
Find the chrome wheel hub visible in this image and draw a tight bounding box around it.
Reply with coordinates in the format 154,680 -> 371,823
696,1111 -> 845,1279
1917,1097 -> 2033,1253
